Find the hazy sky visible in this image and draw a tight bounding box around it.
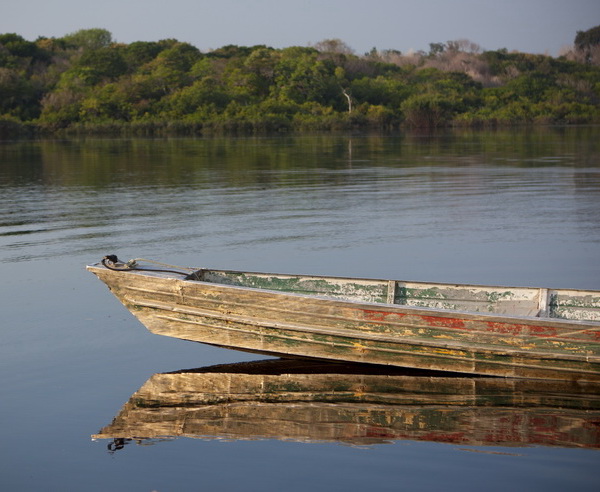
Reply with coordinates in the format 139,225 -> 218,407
2,0 -> 599,55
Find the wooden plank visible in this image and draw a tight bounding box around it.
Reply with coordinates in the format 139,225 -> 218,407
395,282 -> 541,316
538,288 -> 549,317
386,280 -> 396,304
88,263 -> 600,381
201,270 -> 390,303
550,289 -> 600,321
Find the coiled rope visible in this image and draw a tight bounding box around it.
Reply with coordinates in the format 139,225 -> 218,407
101,255 -> 197,276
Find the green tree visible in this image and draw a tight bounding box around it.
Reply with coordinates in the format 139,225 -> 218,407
575,25 -> 600,51
39,89 -> 84,127
0,67 -> 39,118
137,42 -> 202,95
207,44 -> 257,59
350,75 -> 411,107
0,33 -> 49,70
77,47 -> 128,83
62,28 -> 113,50
575,25 -> 600,64
428,42 -> 446,57
122,41 -> 165,70
273,48 -> 338,105
242,48 -> 278,97
160,77 -> 230,118
401,93 -> 454,127
154,42 -> 201,72
1,29 -> 599,135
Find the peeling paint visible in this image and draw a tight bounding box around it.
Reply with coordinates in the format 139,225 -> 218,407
88,263 -> 600,381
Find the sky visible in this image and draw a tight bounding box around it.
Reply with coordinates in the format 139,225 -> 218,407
1,0 -> 599,56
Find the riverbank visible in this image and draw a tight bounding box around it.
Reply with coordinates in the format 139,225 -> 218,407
2,29 -> 599,139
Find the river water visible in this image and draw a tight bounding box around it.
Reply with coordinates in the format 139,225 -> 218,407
1,128 -> 599,491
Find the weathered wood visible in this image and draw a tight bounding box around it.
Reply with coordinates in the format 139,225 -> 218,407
87,261 -> 600,381
93,359 -> 600,448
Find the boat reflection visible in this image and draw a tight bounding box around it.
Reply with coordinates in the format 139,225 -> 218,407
94,359 -> 600,451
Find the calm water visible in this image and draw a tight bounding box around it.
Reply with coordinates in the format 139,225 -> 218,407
1,128 -> 599,491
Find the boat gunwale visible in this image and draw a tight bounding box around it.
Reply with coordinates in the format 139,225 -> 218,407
87,262 -> 600,296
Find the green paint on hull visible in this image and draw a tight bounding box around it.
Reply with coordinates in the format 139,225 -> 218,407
88,262 -> 600,381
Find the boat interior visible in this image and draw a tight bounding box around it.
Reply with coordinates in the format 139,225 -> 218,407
185,269 -> 600,322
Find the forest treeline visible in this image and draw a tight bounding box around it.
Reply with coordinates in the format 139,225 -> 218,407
1,26 -> 600,137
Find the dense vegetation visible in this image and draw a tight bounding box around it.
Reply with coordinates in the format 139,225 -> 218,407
1,27 -> 599,137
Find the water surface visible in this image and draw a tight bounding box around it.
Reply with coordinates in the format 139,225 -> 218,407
1,128 -> 599,491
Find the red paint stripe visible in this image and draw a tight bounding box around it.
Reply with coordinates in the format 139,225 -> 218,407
360,308 -> 600,342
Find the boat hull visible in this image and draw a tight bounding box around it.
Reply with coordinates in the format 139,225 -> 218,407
87,264 -> 600,382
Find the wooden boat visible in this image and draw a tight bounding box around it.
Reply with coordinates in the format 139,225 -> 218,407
87,256 -> 600,382
93,359 -> 600,449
